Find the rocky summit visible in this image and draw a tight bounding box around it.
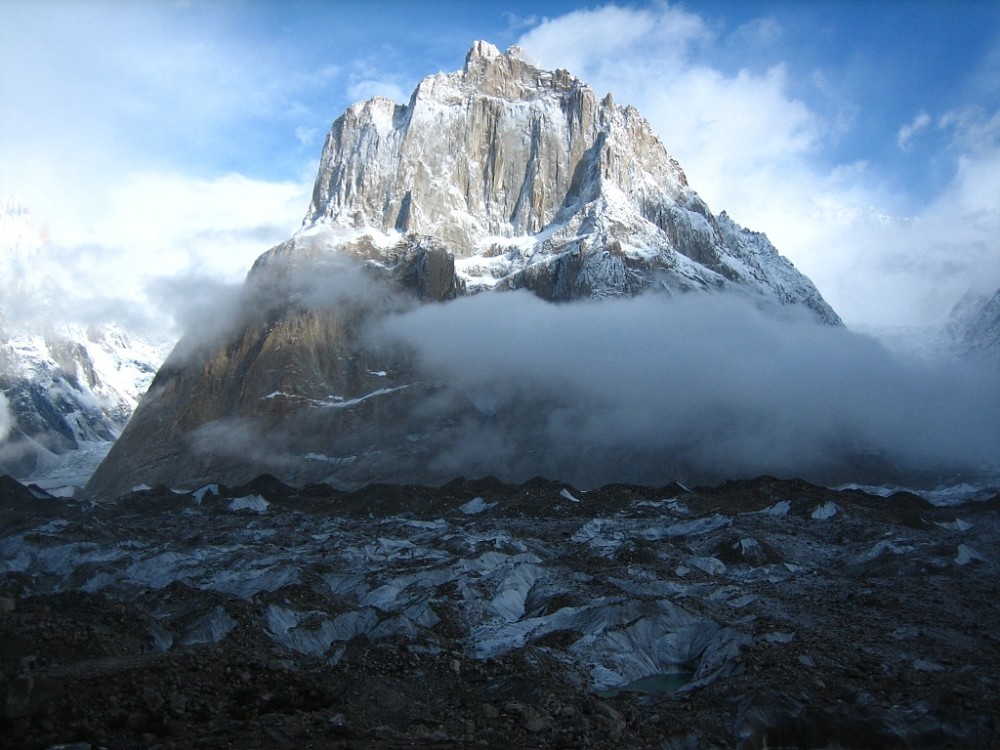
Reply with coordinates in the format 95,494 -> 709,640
86,42 -> 843,500
304,41 -> 840,314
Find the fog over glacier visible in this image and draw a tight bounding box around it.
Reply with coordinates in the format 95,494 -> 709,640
379,289 -> 1000,486
160,250 -> 999,488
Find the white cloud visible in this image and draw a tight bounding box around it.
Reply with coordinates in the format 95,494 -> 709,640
382,291 -> 1000,486
503,12 -> 540,31
898,111 -> 932,150
0,2 -> 325,338
940,106 -> 1000,155
729,17 -> 783,48
517,5 -> 1000,327
9,171 -> 310,338
518,5 -> 711,86
298,64 -> 342,88
0,2 -> 327,269
346,78 -> 407,103
0,392 -> 14,442
834,107 -> 1000,324
296,126 -> 320,146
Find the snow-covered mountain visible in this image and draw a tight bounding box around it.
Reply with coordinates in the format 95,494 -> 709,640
87,42 -> 843,498
0,197 -> 170,487
304,42 -> 839,320
947,286 -> 1000,364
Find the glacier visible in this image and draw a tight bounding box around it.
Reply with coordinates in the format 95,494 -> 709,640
2,473 -> 998,747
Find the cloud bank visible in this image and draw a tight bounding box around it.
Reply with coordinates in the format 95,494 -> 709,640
382,291 -> 1000,487
1,172 -> 308,341
0,3 -> 315,339
517,5 -> 1000,327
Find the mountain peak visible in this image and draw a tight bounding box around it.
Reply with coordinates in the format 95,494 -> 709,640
306,42 -> 665,246
86,40 -> 843,498
301,40 -> 839,321
455,38 -> 579,101
465,39 -> 502,64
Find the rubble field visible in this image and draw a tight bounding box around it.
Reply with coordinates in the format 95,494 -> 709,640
1,473 -> 997,749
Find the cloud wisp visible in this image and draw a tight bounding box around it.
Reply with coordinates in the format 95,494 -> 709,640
0,392 -> 13,443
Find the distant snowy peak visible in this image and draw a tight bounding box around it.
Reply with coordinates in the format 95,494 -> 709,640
0,199 -> 171,481
948,287 -> 1000,359
301,41 -> 840,324
0,323 -> 168,479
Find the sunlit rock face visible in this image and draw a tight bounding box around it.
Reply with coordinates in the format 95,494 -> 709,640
86,42 -> 843,499
305,41 -> 840,317
308,42 -> 687,246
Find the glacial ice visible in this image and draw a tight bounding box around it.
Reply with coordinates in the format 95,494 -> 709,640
459,496 -> 493,514
758,499 -> 791,517
639,514 -> 731,539
266,604 -> 378,657
181,606 -> 236,645
560,488 -> 581,503
228,494 -> 269,513
7,474 -> 992,712
811,501 -> 839,520
192,484 -> 219,504
955,544 -> 987,565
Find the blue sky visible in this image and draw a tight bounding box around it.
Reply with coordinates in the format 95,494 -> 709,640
1,0 -> 998,330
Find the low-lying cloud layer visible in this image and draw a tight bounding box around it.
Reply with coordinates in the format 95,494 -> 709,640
381,291 -> 1000,487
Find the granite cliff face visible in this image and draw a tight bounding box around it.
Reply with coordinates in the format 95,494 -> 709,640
305,42 -> 840,318
87,43 -> 842,498
308,42 -> 686,248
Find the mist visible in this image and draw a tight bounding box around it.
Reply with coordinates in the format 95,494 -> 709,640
380,291 -> 1000,487
159,240 -> 418,369
0,392 -> 12,442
